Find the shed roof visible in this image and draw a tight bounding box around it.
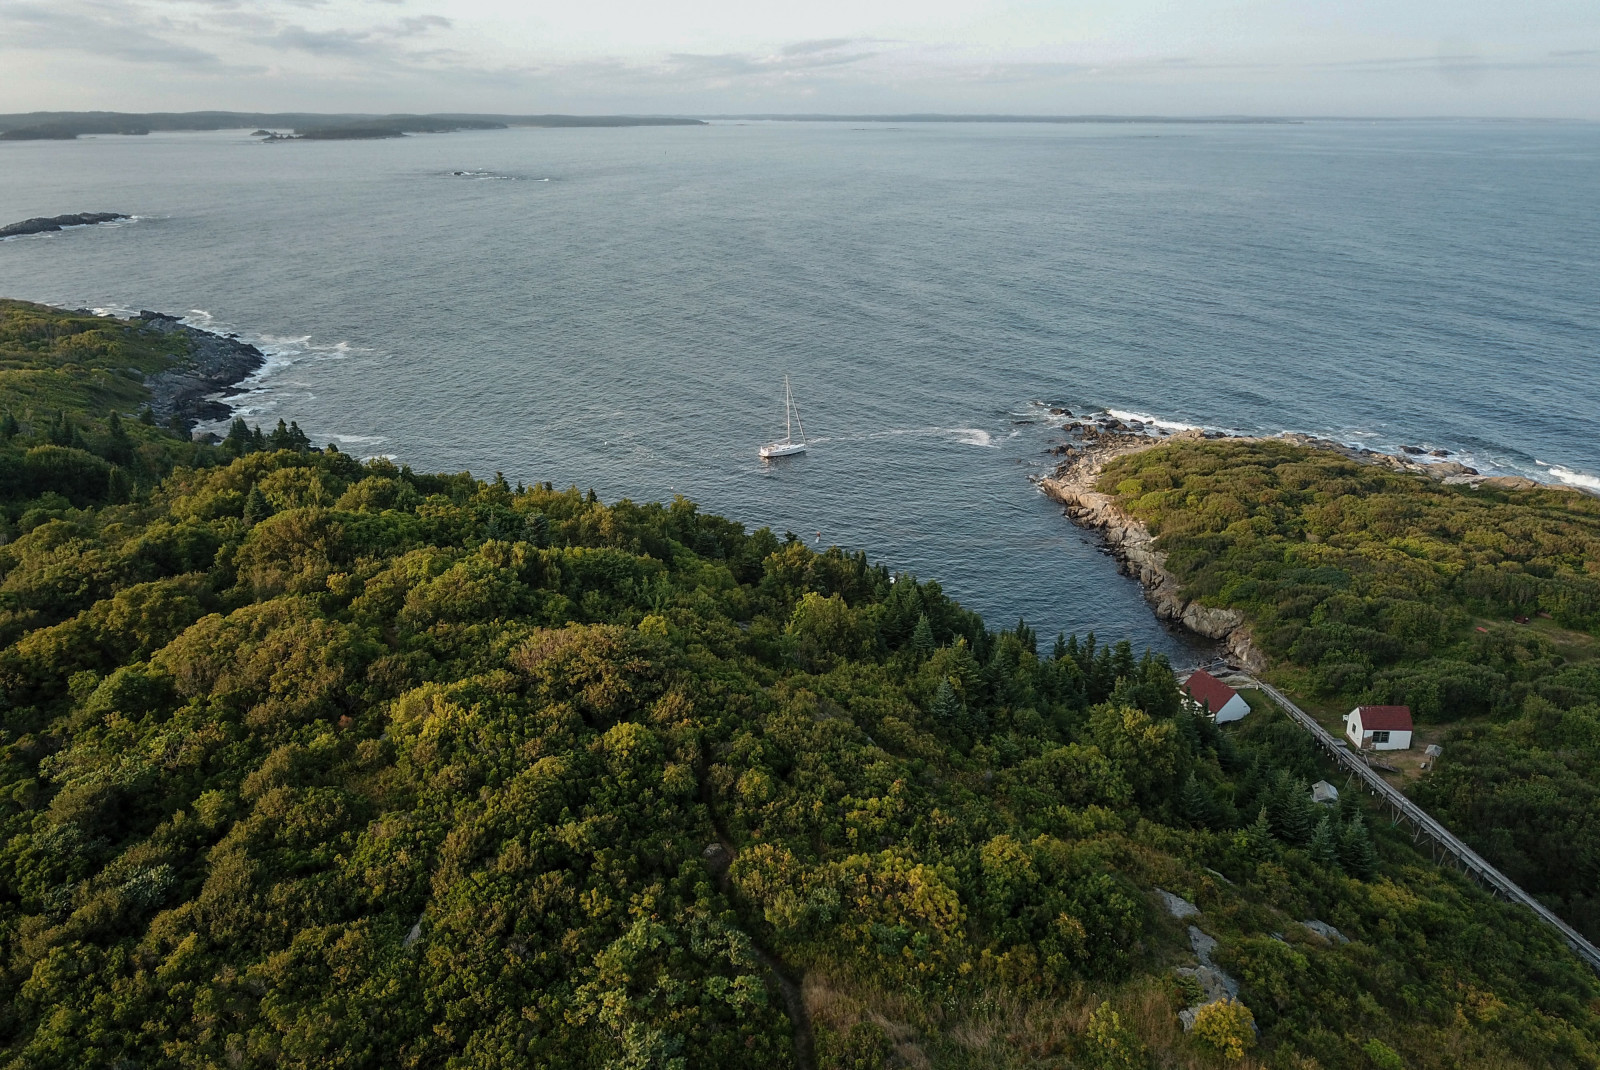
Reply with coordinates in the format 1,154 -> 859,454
1184,670 -> 1239,714
1356,705 -> 1413,731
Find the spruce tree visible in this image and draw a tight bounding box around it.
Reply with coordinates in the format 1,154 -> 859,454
287,421 -> 311,450
269,419 -> 294,451
224,418 -> 252,456
105,465 -> 132,505
1052,632 -> 1068,662
911,614 -> 936,659
244,485 -> 272,525
138,406 -> 156,426
49,411 -> 72,447
1338,814 -> 1379,879
1014,619 -> 1036,655
1309,814 -> 1342,871
1267,770 -> 1315,846
0,412 -> 17,439
106,411 -> 132,464
1239,805 -> 1275,861
930,678 -> 962,726
1180,773 -> 1219,830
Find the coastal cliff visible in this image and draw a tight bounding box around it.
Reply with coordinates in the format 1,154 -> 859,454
1037,425 -> 1269,671
134,311 -> 265,430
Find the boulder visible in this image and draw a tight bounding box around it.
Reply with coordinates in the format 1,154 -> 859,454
1299,920 -> 1349,944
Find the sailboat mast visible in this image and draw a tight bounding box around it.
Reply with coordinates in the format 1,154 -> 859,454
784,376 -> 793,443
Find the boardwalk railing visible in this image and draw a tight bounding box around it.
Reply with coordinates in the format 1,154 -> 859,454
1249,678 -> 1600,976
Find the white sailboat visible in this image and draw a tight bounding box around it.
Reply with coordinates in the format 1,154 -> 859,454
759,376 -> 808,459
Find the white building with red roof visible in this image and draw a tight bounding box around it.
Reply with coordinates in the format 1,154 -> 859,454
1345,705 -> 1413,751
1182,669 -> 1251,723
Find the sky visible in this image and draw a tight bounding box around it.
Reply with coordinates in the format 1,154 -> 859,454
1,0 -> 1597,118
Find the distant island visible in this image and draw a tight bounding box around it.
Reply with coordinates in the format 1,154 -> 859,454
700,113 -> 1304,124
0,212 -> 129,238
0,111 -> 708,140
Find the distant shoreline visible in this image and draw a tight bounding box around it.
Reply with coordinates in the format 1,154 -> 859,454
0,112 -> 708,140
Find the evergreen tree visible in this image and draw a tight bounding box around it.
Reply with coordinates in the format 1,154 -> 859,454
105,465 -> 132,505
1180,773 -> 1219,830
1052,632 -> 1068,661
1014,618 -> 1036,656
1338,814 -> 1379,879
1238,806 -> 1275,861
1267,770 -> 1315,846
287,421 -> 312,450
106,410 -> 132,464
251,426 -> 267,451
168,412 -> 189,436
1310,814 -> 1342,872
244,485 -> 272,525
911,614 -> 936,659
525,512 -> 549,547
269,419 -> 294,451
0,412 -> 16,439
48,410 -> 72,446
138,405 -> 156,426
223,417 -> 252,456
930,678 -> 962,726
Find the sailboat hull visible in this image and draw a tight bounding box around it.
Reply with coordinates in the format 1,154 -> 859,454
759,442 -> 807,459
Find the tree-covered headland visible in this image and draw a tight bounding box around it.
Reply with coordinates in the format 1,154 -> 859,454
0,300 -> 1597,1068
1101,439 -> 1600,945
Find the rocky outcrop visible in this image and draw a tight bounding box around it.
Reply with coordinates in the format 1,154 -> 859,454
1175,924 -> 1243,1031
0,212 -> 128,238
134,312 -> 265,431
1038,430 -> 1268,672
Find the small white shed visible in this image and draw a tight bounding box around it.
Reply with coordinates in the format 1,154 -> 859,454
1183,670 -> 1250,724
1345,706 -> 1413,751
1310,780 -> 1340,805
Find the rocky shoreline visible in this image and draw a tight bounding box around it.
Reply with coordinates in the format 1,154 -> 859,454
1037,423 -> 1268,671
129,311 -> 266,431
1033,412 -> 1579,669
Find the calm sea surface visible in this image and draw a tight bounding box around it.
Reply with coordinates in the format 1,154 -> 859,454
3,121 -> 1599,658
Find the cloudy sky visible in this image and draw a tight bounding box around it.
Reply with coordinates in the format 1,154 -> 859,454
1,0 -> 1597,117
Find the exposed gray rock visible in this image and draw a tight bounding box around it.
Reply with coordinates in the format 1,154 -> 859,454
1175,964 -> 1241,1030
136,311 -> 266,431
1300,919 -> 1349,944
0,212 -> 128,238
1189,924 -> 1218,966
1158,889 -> 1200,919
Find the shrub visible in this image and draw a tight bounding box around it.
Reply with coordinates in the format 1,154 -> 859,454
1191,999 -> 1257,1061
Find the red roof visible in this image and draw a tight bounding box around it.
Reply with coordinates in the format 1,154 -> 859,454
1356,705 -> 1413,731
1184,670 -> 1239,713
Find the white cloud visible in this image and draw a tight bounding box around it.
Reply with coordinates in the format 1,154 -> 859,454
0,0 -> 1595,115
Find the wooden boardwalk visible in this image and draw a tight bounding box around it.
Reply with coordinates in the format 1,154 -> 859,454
1248,678 -> 1600,976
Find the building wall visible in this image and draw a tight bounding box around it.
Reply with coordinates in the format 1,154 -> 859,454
1370,730 -> 1412,751
1215,693 -> 1250,724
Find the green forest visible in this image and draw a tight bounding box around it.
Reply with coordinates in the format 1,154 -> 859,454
1,300 -> 1598,1069
1101,439 -> 1600,945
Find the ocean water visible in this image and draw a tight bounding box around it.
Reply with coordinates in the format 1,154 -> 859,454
3,120 -> 1599,658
